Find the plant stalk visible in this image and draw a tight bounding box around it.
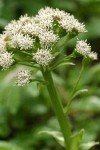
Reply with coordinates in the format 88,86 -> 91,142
42,69 -> 71,150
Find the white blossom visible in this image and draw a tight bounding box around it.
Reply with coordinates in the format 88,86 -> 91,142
73,20 -> 86,33
75,40 -> 91,56
16,69 -> 31,86
19,14 -> 31,24
37,7 -> 54,28
58,15 -> 86,33
38,7 -> 86,33
0,52 -> 14,69
39,30 -> 59,46
38,7 -> 54,17
22,21 -> 41,36
8,33 -> 33,50
4,20 -> 22,36
88,51 -> 97,60
38,7 -> 66,22
33,48 -> 54,66
53,8 -> 67,20
75,40 -> 97,60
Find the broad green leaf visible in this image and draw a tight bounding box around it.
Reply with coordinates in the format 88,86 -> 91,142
31,79 -> 47,84
72,89 -> 88,99
80,141 -> 99,150
0,141 -> 23,150
51,62 -> 75,70
39,130 -> 65,147
70,129 -> 84,150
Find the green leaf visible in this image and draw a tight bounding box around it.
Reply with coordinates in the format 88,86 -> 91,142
57,62 -> 75,67
39,130 -> 65,147
70,129 -> 84,150
0,141 -> 23,150
72,89 -> 88,99
39,129 -> 84,149
51,62 -> 75,70
80,141 -> 99,150
31,79 -> 47,84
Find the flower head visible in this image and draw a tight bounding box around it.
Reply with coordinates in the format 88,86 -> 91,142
37,7 -> 54,29
16,69 -> 31,86
33,48 -> 54,66
19,14 -> 31,23
58,14 -> 85,33
4,20 -> 22,36
88,51 -> 97,60
39,30 -> 59,46
0,52 -> 14,69
75,40 -> 91,56
75,40 -> 97,60
8,33 -> 33,50
37,7 -> 86,33
0,7 -> 96,72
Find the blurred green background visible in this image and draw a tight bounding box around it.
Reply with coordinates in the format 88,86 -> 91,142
0,0 -> 100,150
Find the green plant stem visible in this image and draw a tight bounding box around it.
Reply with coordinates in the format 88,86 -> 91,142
64,65 -> 84,114
42,69 -> 71,150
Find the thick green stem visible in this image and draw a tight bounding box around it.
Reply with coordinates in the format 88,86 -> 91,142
42,69 -> 71,150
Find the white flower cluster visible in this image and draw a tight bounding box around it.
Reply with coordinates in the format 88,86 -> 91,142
16,69 -> 31,86
4,13 -> 59,49
75,40 -> 97,60
9,34 -> 33,50
37,7 -> 86,33
3,7 -> 86,51
0,7 -> 95,70
39,30 -> 59,47
0,52 -> 14,69
33,48 -> 54,66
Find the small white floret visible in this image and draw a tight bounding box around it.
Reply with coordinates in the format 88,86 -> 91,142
58,15 -> 86,33
16,69 -> 31,86
9,34 -> 33,50
5,20 -> 22,36
19,14 -> 31,23
39,30 -> 59,46
75,40 -> 91,56
0,52 -> 14,69
88,51 -> 97,60
33,48 -> 54,66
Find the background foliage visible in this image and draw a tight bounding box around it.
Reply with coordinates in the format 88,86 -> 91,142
0,0 -> 100,150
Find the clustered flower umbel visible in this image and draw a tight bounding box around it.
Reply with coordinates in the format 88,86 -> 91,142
16,69 -> 31,86
75,40 -> 97,60
0,7 -> 97,86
